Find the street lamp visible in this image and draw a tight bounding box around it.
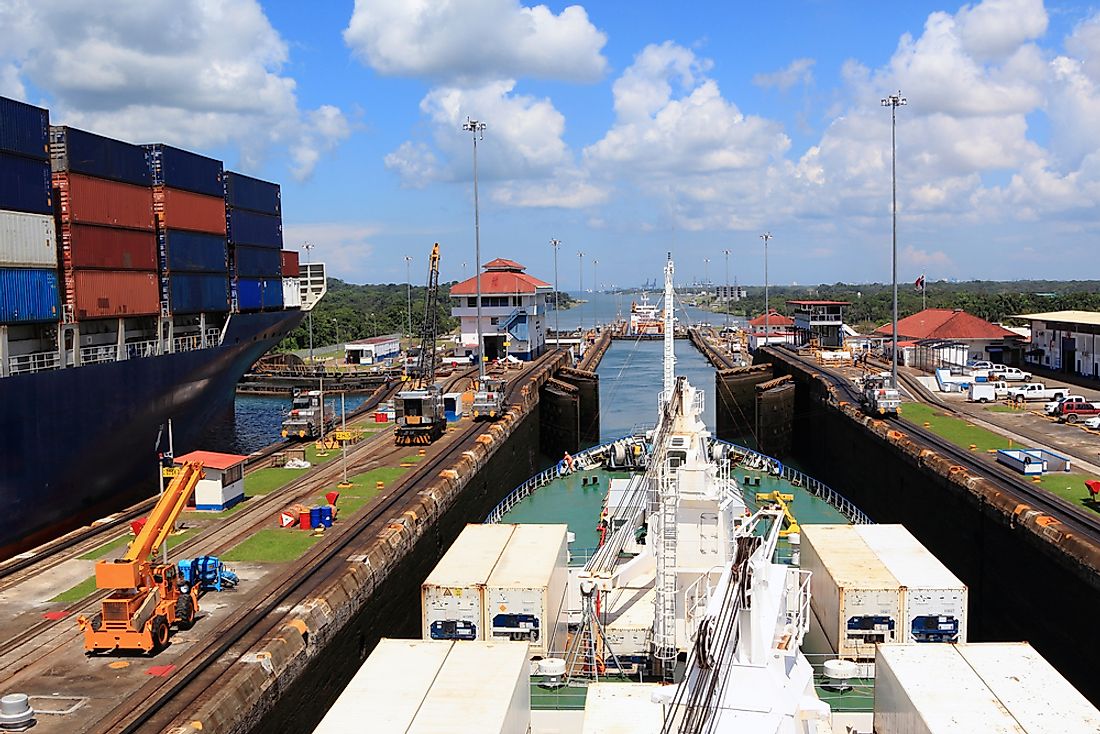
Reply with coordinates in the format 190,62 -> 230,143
761,232 -> 771,348
404,255 -> 413,338
577,251 -> 584,333
550,238 -> 561,344
882,90 -> 907,389
723,249 -> 731,333
704,257 -> 710,289
592,258 -> 599,331
331,318 -> 340,350
301,242 -> 315,364
463,117 -> 487,380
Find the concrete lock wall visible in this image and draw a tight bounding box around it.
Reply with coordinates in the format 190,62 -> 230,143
558,366 -> 600,446
760,347 -> 1100,706
539,378 -> 580,455
755,375 -> 794,457
715,364 -> 773,443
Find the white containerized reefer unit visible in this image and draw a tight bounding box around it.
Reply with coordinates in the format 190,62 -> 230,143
421,523 -> 516,641
313,639 -> 532,734
483,523 -> 568,657
0,210 -> 57,267
873,642 -> 1100,734
800,524 -> 901,660
282,277 -> 301,308
855,524 -> 967,644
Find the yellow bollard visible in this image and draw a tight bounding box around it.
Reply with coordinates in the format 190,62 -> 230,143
969,444 -> 977,451
376,481 -> 384,490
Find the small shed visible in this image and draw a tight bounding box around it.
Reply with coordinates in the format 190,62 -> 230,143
175,450 -> 248,511
442,392 -> 464,421
344,334 -> 402,365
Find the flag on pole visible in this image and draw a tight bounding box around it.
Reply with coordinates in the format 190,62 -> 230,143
914,274 -> 926,291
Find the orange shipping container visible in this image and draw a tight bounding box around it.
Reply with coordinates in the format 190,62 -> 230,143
53,173 -> 154,231
70,270 -> 159,320
153,186 -> 227,234
61,224 -> 157,271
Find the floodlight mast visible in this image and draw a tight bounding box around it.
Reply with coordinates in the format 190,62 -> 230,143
881,91 -> 907,390
463,117 -> 487,380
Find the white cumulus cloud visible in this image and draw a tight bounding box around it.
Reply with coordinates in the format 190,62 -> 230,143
752,58 -> 816,91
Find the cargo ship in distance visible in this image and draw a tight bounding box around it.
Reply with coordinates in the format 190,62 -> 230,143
0,95 -> 326,558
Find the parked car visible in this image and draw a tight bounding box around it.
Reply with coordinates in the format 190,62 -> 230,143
967,360 -> 995,371
1082,416 -> 1100,429
1007,383 -> 1070,403
1058,402 -> 1100,424
1045,395 -> 1087,415
968,381 -> 1011,403
992,366 -> 1032,382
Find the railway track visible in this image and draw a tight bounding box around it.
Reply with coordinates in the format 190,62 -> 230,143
770,347 -> 1100,544
92,356 -> 545,733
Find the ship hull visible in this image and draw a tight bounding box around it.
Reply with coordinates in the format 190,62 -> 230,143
0,309 -> 303,558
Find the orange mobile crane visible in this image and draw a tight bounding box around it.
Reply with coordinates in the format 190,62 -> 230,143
77,461 -> 204,654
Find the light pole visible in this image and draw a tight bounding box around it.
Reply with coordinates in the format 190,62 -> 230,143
577,251 -> 584,333
404,255 -> 413,339
550,238 -> 561,344
882,90 -> 906,389
704,257 -> 710,289
723,249 -> 730,333
592,258 -> 598,331
463,117 -> 487,380
302,241 -> 315,364
761,232 -> 771,348
331,318 -> 340,352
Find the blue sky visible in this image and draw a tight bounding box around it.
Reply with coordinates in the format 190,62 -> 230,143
3,0 -> 1100,288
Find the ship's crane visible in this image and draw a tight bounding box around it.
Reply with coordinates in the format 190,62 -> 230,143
395,243 -> 446,445
77,461 -> 205,654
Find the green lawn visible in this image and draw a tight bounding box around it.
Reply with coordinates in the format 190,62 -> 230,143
900,402 -> 1012,453
985,404 -> 1023,413
79,533 -> 132,560
223,528 -> 321,563
1036,471 -> 1100,513
51,575 -> 98,604
320,466 -> 408,514
246,466 -> 308,495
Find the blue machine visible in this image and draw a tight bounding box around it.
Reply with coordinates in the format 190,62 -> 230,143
177,555 -> 239,592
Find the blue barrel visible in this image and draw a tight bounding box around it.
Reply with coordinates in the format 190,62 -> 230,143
319,506 -> 333,528
310,507 -> 322,529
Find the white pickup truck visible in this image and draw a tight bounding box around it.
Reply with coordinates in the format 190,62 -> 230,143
1045,395 -> 1087,415
1006,382 -> 1070,403
991,366 -> 1032,382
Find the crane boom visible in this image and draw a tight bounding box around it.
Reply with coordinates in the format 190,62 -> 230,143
413,243 -> 441,388
125,461 -> 204,563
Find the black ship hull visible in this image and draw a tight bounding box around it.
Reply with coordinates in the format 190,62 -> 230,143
0,309 -> 303,558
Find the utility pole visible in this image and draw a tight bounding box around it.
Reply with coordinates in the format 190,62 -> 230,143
882,91 -> 907,389
592,258 -> 598,331
463,117 -> 487,380
550,238 -> 561,344
704,257 -> 710,289
578,251 -> 584,333
761,232 -> 771,349
302,242 -> 315,364
404,255 -> 413,338
723,249 -> 731,334
331,318 -> 340,351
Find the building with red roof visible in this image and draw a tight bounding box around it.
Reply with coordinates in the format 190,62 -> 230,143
746,309 -> 797,350
874,308 -> 1023,368
449,259 -> 553,360
174,450 -> 247,511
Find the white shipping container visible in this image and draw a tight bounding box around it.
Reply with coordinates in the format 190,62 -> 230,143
422,523 -> 516,641
409,640 -> 531,734
484,524 -> 569,657
0,209 -> 57,267
582,683 -> 664,734
955,643 -> 1100,733
873,644 -> 1025,734
603,578 -> 655,657
282,276 -> 301,308
800,524 -> 901,660
314,639 -> 453,733
855,524 -> 968,643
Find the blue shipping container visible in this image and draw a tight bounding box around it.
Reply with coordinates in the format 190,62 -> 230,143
0,267 -> 60,323
49,126 -> 150,186
236,277 -> 283,311
224,172 -> 280,216
145,144 -> 224,198
226,207 -> 282,248
163,230 -> 227,273
168,272 -> 229,314
233,245 -> 282,277
0,97 -> 49,160
0,152 -> 51,215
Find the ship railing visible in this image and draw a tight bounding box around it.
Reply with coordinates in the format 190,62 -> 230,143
8,349 -> 61,375
483,441 -> 619,524
784,567 -> 813,645
79,344 -> 119,365
203,327 -> 221,348
713,439 -> 871,525
802,652 -> 876,713
125,339 -> 160,360
173,333 -> 204,353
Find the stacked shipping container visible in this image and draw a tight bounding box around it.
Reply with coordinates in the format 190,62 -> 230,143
51,126 -> 159,320
146,144 -> 229,314
0,97 -> 59,323
281,249 -> 301,308
224,171 -> 283,311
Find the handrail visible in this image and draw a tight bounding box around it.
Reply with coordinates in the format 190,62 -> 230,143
8,350 -> 61,375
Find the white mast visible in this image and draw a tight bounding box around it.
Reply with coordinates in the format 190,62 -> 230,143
662,252 -> 675,404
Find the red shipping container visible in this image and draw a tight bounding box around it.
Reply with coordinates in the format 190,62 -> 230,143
53,172 -> 154,231
70,270 -> 159,320
153,186 -> 227,234
281,250 -> 300,277
61,224 -> 157,271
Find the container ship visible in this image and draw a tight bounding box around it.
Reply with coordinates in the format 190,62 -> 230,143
316,256 -> 1100,733
0,96 -> 326,559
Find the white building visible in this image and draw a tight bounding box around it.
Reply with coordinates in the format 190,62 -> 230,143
449,258 -> 552,361
713,284 -> 747,302
344,333 -> 401,365
174,450 -> 247,511
1014,310 -> 1100,378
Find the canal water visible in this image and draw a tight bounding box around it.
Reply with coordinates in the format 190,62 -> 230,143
202,393 -> 372,455
551,290 -> 743,334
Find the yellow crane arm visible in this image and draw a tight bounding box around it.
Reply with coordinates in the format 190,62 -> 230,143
125,461 -> 204,562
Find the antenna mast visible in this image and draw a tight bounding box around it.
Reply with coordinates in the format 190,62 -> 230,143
662,252 -> 675,403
